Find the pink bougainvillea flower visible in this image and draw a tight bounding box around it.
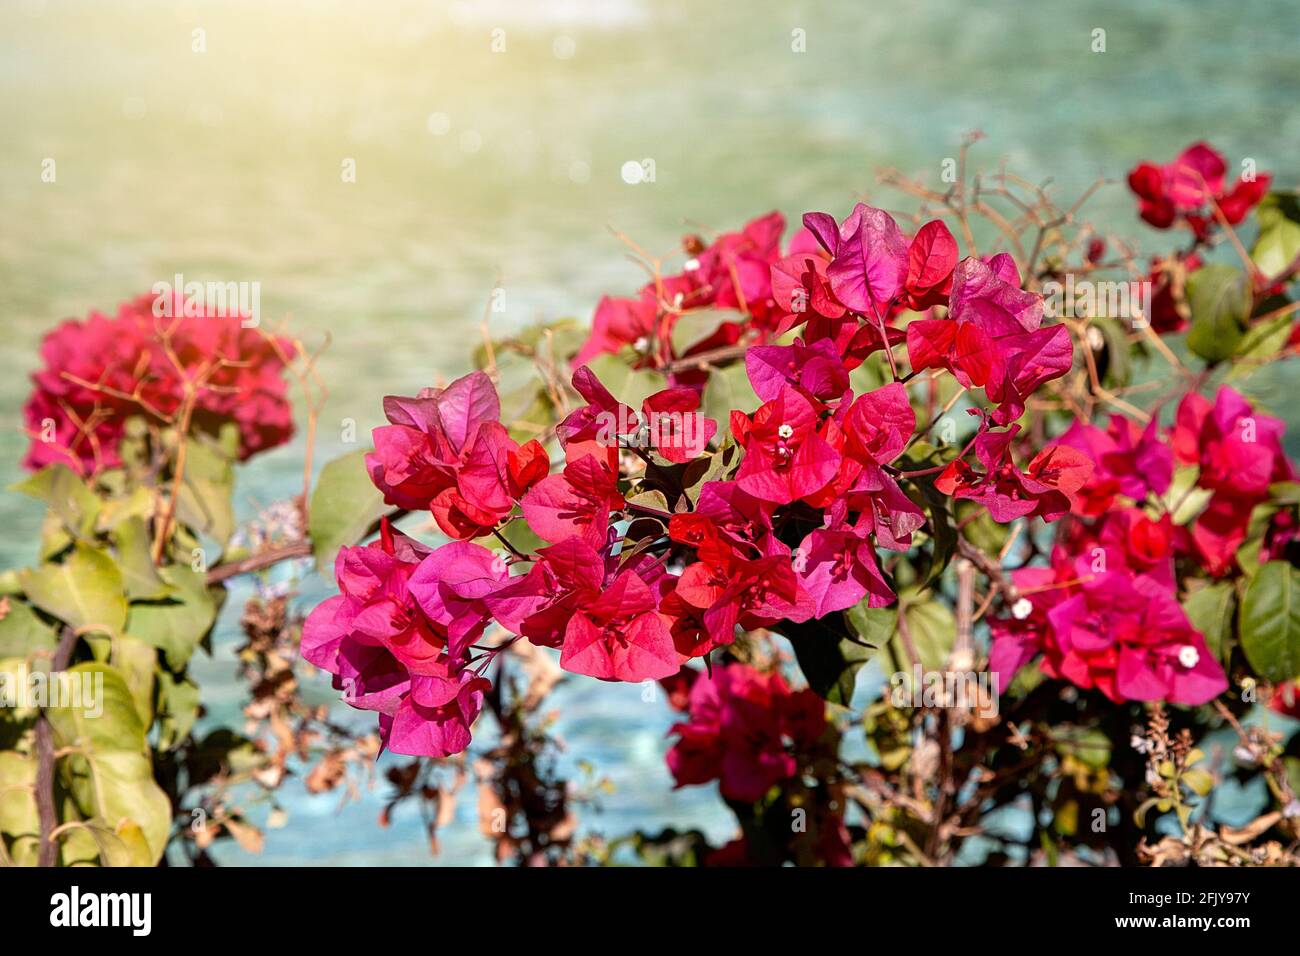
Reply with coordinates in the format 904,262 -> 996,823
666,663 -> 825,802
1045,572 -> 1227,705
770,250 -> 844,325
794,506 -> 895,617
1173,387 -> 1290,497
687,211 -> 787,327
484,535 -> 621,651
1128,142 -> 1272,237
299,522 -> 493,759
992,566 -> 1227,706
22,293 -> 296,475
907,256 -> 1070,424
1170,387 -> 1294,576
573,294 -> 659,366
902,219 -> 959,310
745,339 -> 850,406
1052,413 -> 1172,517
407,540 -> 509,658
558,365 -> 716,465
381,669 -> 493,758
804,204 -> 909,319
369,370 -> 545,534
520,453 -> 624,546
734,385 -> 840,504
837,383 -> 925,548
695,552 -> 815,650
936,424 -> 1093,523
559,567 -> 680,682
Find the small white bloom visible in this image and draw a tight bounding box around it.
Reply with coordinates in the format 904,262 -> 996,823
1177,645 -> 1200,669
1011,597 -> 1033,620
777,423 -> 794,439
684,258 -> 700,271
633,336 -> 650,353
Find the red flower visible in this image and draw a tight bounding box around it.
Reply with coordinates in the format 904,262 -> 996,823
666,663 -> 826,802
1127,142 -> 1272,237
935,424 -> 1093,523
520,454 -> 623,547
23,293 -> 295,475
1052,414 -> 1172,517
1172,387 -> 1294,576
734,384 -> 841,504
369,372 -> 546,538
560,568 -> 679,682
907,256 -> 1071,424
558,365 -> 716,465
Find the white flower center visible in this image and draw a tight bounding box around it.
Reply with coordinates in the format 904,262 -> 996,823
1177,645 -> 1200,669
1011,597 -> 1033,620
777,423 -> 794,439
684,257 -> 701,271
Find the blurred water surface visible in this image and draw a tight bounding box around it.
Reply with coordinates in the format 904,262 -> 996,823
1,0 -> 1296,864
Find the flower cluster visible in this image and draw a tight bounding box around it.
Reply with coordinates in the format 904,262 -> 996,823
1171,387 -> 1294,575
301,520 -> 499,757
307,201 -> 1100,757
1128,141 -> 1271,239
990,385 -> 1296,706
664,662 -> 827,801
23,292 -> 296,475
574,211 -> 792,374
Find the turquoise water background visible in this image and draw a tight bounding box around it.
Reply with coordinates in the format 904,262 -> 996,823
1,0 -> 1297,864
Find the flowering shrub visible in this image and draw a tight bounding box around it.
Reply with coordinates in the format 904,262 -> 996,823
23,292 -> 296,475
2,140 -> 1298,868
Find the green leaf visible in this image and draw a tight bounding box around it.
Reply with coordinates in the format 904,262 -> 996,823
700,361 -> 759,430
583,352 -> 666,410
126,566 -> 218,670
308,449 -> 389,571
0,600 -> 58,658
910,479 -> 956,585
894,594 -> 956,673
1233,310 -> 1295,364
1182,581 -> 1236,667
46,663 -> 171,864
1185,264 -> 1250,363
10,463 -> 101,541
670,309 -> 743,355
1182,768 -> 1214,798
113,516 -> 171,601
20,544 -> 127,638
0,751 -> 39,866
174,440 -> 235,548
781,604 -> 892,705
1251,191 -> 1300,277
155,670 -> 201,751
1240,560 -> 1300,682
95,486 -> 155,535
1053,726 -> 1112,769
112,635 -> 157,729
1162,465 -> 1213,525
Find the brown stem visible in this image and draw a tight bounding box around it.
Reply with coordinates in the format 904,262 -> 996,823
36,627 -> 79,867
152,390 -> 198,563
205,541 -> 312,584
957,538 -> 1017,602
661,343 -> 747,373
